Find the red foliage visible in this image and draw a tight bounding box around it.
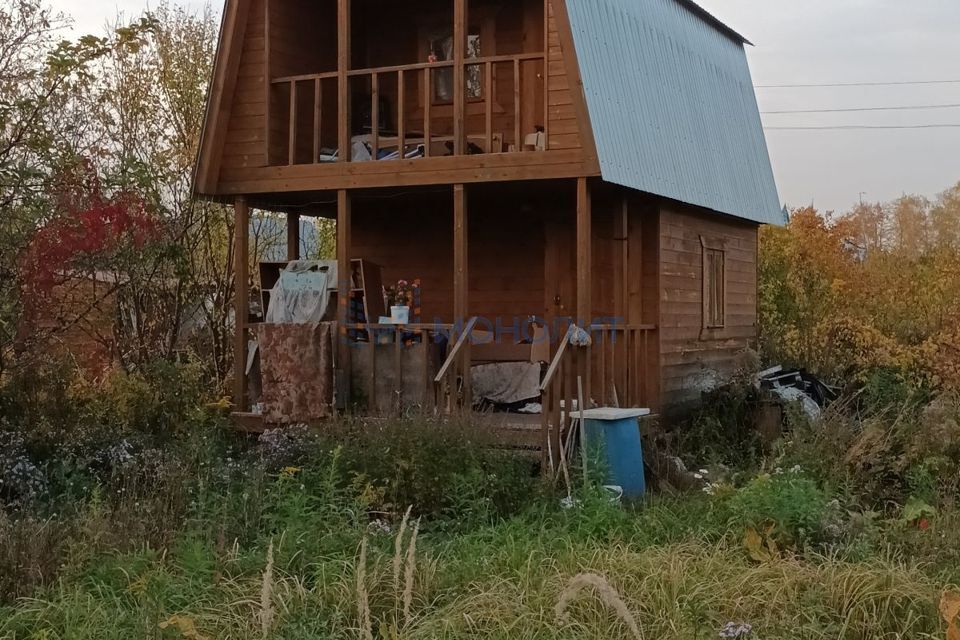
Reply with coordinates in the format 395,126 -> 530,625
19,164 -> 163,306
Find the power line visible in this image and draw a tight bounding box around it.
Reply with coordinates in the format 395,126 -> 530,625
756,79 -> 960,89
765,123 -> 960,130
762,103 -> 960,115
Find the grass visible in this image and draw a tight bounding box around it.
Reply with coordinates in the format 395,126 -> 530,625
0,410 -> 958,639
0,515 -> 948,639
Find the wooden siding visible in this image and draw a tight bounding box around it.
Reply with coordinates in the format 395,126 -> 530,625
546,1 -> 581,151
221,0 -> 267,173
657,205 -> 759,412
350,187 -> 555,324
206,0 -> 596,195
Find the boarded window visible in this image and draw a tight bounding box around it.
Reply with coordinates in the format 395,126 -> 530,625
703,247 -> 726,329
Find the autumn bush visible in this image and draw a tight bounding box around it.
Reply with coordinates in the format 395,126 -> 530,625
759,189 -> 960,393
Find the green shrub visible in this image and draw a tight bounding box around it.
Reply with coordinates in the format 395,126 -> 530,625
727,469 -> 829,547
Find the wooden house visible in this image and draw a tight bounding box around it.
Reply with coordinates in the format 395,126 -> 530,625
193,0 -> 781,456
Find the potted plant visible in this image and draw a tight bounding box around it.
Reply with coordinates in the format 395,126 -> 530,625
385,279 -> 414,324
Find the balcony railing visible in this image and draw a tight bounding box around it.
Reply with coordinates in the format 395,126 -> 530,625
270,52 -> 546,166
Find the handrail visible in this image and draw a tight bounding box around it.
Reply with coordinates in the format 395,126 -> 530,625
346,323 -> 454,332
539,325 -> 575,393
272,71 -> 338,84
347,60 -> 454,77
344,52 -> 544,78
589,323 -> 657,332
433,316 -> 479,384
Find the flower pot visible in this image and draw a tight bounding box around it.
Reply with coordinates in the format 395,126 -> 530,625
390,305 -> 410,324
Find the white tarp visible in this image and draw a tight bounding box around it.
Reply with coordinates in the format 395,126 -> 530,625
265,260 -> 338,324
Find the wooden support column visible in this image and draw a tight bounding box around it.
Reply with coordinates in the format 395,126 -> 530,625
576,177 -> 592,326
576,177 -> 592,408
287,212 -> 300,261
453,184 -> 470,408
337,0 -> 351,162
454,184 -> 468,322
233,196 -> 250,410
337,190 -> 352,404
453,0 -> 466,155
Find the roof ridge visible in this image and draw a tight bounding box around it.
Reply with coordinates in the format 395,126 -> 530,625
671,0 -> 753,46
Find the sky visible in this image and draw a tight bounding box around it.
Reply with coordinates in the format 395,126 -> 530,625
49,0 -> 960,214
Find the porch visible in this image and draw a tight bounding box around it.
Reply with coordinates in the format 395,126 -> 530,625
232,178 -> 660,461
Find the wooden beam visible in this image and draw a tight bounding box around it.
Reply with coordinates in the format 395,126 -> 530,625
576,176 -> 591,326
337,0 -> 351,162
194,0 -> 252,194
233,196 -> 250,409
337,189 -> 352,403
453,184 -> 468,321
453,0 -> 466,156
287,211 -> 300,260
453,183 -> 470,409
218,148 -> 600,194
549,0 -> 600,168
264,0 -> 272,164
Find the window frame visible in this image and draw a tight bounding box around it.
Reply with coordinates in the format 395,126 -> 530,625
700,236 -> 727,335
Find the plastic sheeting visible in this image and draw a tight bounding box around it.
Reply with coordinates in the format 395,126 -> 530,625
265,260 -> 337,324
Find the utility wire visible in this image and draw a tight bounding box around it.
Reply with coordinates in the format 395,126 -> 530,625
762,103 -> 960,114
756,79 -> 960,89
765,123 -> 960,130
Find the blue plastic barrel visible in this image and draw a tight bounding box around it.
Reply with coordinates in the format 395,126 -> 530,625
581,408 -> 650,498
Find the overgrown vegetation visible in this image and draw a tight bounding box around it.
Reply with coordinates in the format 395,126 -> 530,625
1,0 -> 960,638
1,356 -> 960,638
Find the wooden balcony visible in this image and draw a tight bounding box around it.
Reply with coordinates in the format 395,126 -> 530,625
270,52 -> 547,167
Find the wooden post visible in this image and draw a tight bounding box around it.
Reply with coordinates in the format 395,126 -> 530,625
288,80 -> 297,165
337,0 -> 351,162
453,0 -> 466,155
233,196 -> 250,411
576,177 -> 592,408
453,184 -> 470,408
287,211 -> 300,261
576,177 -> 592,327
337,190 -> 352,405
454,184 -> 468,322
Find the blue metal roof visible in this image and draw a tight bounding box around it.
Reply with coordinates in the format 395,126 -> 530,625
566,0 -> 782,225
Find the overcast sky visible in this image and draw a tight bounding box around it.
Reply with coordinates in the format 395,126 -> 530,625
50,0 -> 960,214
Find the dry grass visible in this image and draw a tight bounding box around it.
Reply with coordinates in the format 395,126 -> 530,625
259,539 -> 274,638
403,518 -> 421,628
556,573 -> 643,639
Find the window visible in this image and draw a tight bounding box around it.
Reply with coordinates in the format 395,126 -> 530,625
425,30 -> 482,103
703,246 -> 726,329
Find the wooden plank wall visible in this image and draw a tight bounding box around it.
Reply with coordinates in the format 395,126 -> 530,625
658,205 -> 759,412
221,0 -> 268,174
350,188 -> 550,324
546,1 -> 581,151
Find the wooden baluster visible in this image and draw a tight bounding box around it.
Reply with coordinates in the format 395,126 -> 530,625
485,61 -> 493,153
423,68 -> 431,157
513,57 -> 521,152
394,326 -> 403,414
288,80 -> 297,165
642,329 -> 649,407
313,78 -> 322,163
369,336 -> 377,413
600,329 -> 607,407
371,72 -> 379,160
564,350 -> 573,436
541,384 -> 552,471
397,70 -> 406,159
633,329 -> 641,406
